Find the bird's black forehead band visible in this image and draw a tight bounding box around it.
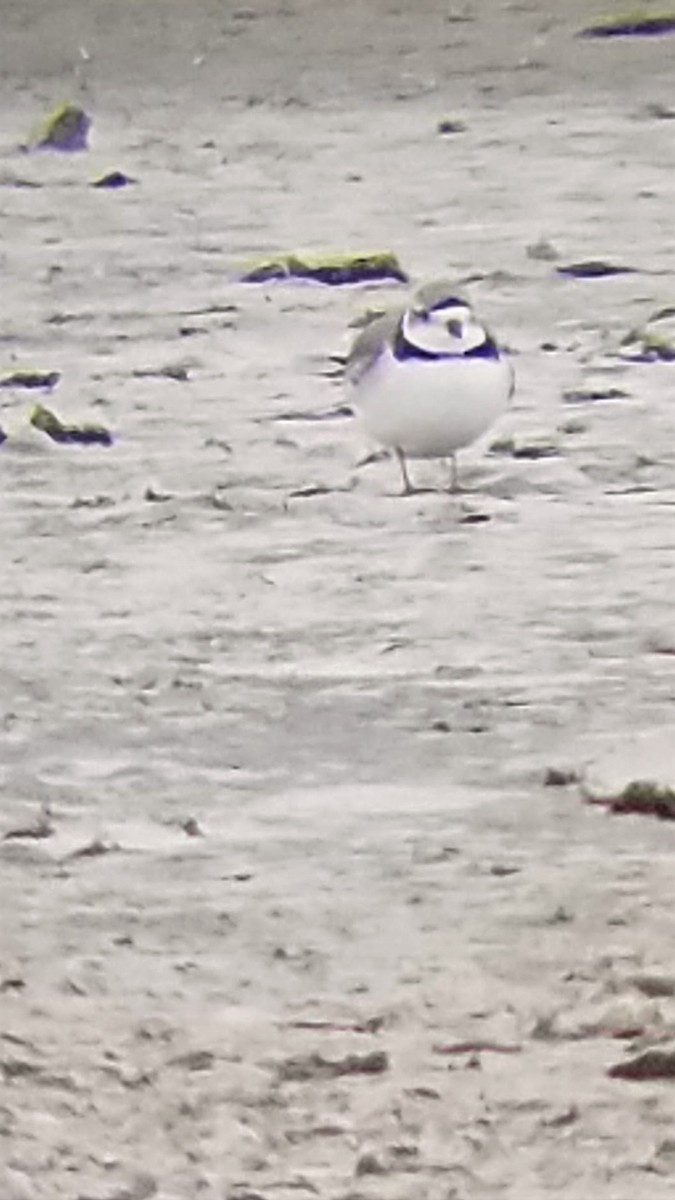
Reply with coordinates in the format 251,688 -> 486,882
427,296 -> 467,314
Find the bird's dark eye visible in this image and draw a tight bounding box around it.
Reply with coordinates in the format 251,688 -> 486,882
446,319 -> 463,338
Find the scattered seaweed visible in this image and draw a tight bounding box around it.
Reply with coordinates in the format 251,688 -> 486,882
288,484 -> 340,498
277,1049 -> 389,1083
133,364 -> 190,382
489,435 -> 559,459
0,370 -> 60,391
563,386 -> 630,403
29,404 -> 113,447
241,251 -> 408,286
286,1016 -> 384,1034
270,404 -> 353,422
556,260 -> 636,279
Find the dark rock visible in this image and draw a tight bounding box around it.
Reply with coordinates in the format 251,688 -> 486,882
556,260 -> 636,279
437,117 -> 467,134
92,171 -> 136,189
580,15 -> 675,39
609,1048 -> 675,1080
0,371 -> 60,390
544,767 -> 580,787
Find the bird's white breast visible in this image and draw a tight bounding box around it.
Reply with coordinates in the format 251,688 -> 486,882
351,346 -> 512,459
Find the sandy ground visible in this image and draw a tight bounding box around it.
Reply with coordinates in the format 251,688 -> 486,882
1,1 -> 675,1197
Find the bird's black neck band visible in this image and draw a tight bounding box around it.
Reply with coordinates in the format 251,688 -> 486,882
392,323 -> 500,363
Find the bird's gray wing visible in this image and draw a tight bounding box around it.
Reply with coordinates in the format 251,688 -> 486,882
345,308 -> 404,384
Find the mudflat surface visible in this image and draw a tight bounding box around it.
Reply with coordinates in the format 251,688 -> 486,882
1,3 -> 675,1197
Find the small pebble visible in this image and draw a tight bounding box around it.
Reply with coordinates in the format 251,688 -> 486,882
526,238 -> 559,262
437,117 -> 467,134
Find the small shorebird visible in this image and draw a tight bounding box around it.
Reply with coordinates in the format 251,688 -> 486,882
346,280 -> 514,494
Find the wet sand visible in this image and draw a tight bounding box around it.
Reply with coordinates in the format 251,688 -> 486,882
1,2 -> 675,1197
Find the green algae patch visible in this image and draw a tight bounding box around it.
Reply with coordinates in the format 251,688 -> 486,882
621,306 -> 675,361
29,404 -> 113,446
28,102 -> 91,152
615,780 -> 675,817
580,10 -> 675,37
241,252 -> 409,286
588,779 -> 675,819
636,333 -> 675,361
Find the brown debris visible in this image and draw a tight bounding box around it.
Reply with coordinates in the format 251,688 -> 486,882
168,1049 -> 215,1071
3,809 -> 53,842
277,1050 -> 389,1082
609,1048 -> 675,1081
286,1016 -> 384,1035
563,386 -> 630,404
65,838 -> 120,861
181,817 -> 204,837
432,1040 -> 522,1056
132,363 -> 190,382
630,975 -> 675,998
0,974 -> 26,993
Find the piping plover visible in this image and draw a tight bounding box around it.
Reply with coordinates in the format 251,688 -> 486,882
346,280 -> 514,494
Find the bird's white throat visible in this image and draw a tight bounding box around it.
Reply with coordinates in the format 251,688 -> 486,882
400,306 -> 489,358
